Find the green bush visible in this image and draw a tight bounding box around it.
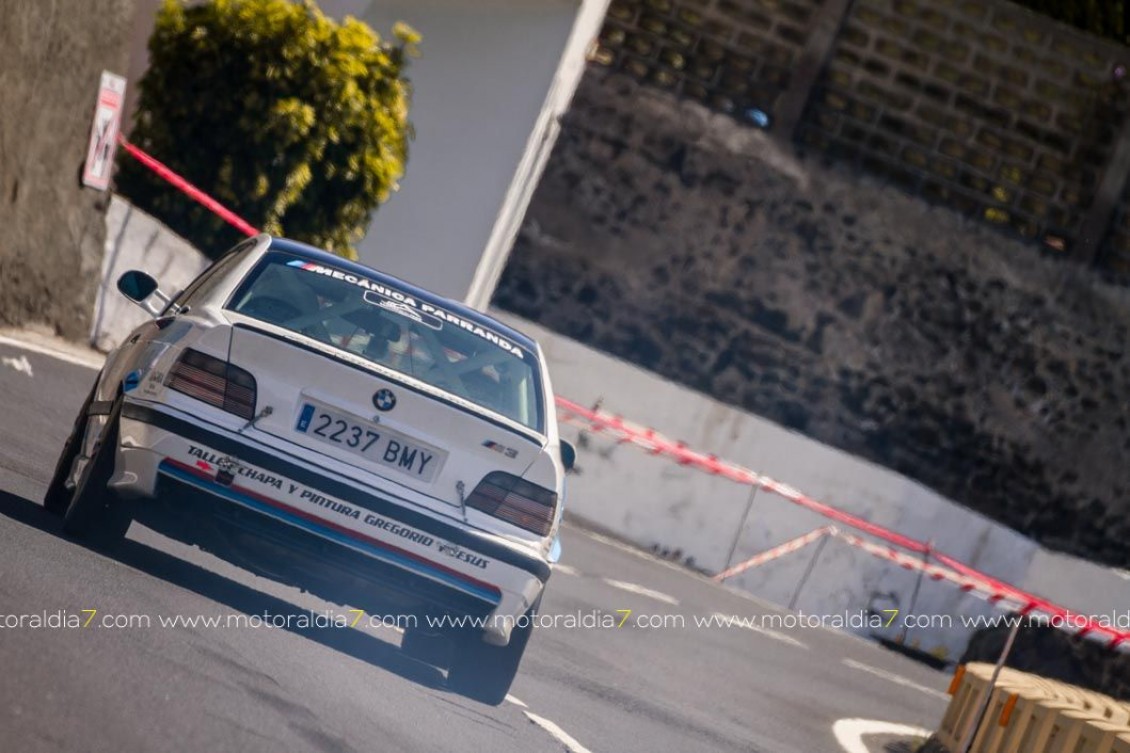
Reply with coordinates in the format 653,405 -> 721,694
115,0 -> 419,259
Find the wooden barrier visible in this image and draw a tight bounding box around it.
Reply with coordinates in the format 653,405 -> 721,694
936,663 -> 1130,753
1111,732 -> 1130,752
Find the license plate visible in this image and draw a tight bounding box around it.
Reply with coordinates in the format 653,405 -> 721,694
295,402 -> 445,482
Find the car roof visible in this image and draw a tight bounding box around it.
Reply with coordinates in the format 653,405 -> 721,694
265,237 -> 539,356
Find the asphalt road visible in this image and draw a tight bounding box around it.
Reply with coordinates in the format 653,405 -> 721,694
0,337 -> 949,752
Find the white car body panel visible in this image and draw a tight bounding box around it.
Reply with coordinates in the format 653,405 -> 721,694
85,236 -> 565,646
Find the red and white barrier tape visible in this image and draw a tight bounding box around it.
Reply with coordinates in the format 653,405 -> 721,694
557,399 -> 1130,650
114,140 -> 1130,651
713,526 -> 834,582
829,530 -> 1123,648
117,136 -> 260,238
555,397 -> 929,554
717,526 -> 1126,649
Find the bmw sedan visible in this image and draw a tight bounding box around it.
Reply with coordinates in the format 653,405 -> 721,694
44,235 -> 573,704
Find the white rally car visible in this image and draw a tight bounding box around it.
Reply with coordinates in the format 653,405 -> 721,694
45,235 -> 574,704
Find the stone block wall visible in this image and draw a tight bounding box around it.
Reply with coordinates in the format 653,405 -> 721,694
0,0 -> 136,340
589,0 -> 1130,272
494,72 -> 1130,567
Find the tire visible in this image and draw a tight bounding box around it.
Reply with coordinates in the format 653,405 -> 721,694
43,383 -> 97,515
400,627 -> 453,669
62,397 -> 132,546
446,596 -> 541,705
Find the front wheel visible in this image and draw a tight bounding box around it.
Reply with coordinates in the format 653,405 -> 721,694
446,596 -> 541,705
62,398 -> 132,546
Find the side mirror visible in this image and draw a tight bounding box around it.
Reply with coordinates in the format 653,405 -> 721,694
116,270 -> 168,316
117,270 -> 159,302
560,440 -> 576,472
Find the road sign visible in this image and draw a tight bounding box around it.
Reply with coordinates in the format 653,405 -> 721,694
82,71 -> 127,191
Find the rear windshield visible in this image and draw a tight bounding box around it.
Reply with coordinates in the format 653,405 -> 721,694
227,253 -> 544,433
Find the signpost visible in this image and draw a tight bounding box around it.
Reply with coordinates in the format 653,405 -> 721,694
82,71 -> 127,191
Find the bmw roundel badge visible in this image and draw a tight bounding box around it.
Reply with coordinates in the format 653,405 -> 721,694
373,388 -> 397,412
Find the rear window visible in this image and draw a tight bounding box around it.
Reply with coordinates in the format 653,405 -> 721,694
227,253 -> 544,433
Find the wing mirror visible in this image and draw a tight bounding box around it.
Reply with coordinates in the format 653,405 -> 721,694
560,440 -> 576,472
117,270 -> 171,317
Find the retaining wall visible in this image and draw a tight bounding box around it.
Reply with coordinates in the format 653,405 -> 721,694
90,195 -> 209,352
0,0 -> 136,339
493,310 -> 1130,662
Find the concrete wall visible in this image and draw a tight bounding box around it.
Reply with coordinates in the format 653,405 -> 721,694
90,196 -> 209,352
1022,550 -> 1130,621
493,310 -> 1130,663
463,0 -> 613,309
356,0 -> 579,299
0,0 -> 136,340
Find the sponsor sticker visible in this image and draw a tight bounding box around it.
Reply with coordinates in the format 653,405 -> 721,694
180,443 -> 490,570
286,259 -> 525,360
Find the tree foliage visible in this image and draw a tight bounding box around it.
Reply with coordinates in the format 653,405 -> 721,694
116,0 -> 419,258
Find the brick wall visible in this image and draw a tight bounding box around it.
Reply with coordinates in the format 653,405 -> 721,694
590,0 -> 1130,273
594,0 -> 821,124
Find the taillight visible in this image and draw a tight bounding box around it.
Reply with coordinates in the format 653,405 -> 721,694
466,472 -> 557,536
167,348 -> 257,420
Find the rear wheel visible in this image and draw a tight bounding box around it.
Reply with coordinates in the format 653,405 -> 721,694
400,627 -> 453,669
43,383 -> 97,515
446,596 -> 540,705
62,398 -> 132,546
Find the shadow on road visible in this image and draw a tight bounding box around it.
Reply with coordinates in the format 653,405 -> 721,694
0,488 -> 447,692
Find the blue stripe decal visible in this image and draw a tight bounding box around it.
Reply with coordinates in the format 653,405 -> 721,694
295,403 -> 315,433
159,462 -> 500,605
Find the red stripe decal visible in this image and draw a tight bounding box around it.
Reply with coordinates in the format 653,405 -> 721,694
163,458 -> 501,597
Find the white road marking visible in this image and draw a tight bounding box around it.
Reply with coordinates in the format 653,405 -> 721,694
504,694 -> 527,708
581,529 -> 688,571
832,718 -> 931,753
1,355 -> 33,378
712,612 -> 808,649
602,578 -> 679,605
552,563 -> 580,576
524,712 -> 593,753
575,526 -> 797,617
0,332 -> 103,369
842,659 -> 949,700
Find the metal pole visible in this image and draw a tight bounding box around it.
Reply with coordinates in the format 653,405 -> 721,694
956,616 -> 1024,753
722,484 -> 760,574
899,540 -> 933,644
789,533 -> 830,611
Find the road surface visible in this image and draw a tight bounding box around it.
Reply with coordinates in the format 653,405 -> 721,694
0,336 -> 948,752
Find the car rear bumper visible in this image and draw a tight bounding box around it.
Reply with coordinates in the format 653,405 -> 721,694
113,401 -> 549,645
